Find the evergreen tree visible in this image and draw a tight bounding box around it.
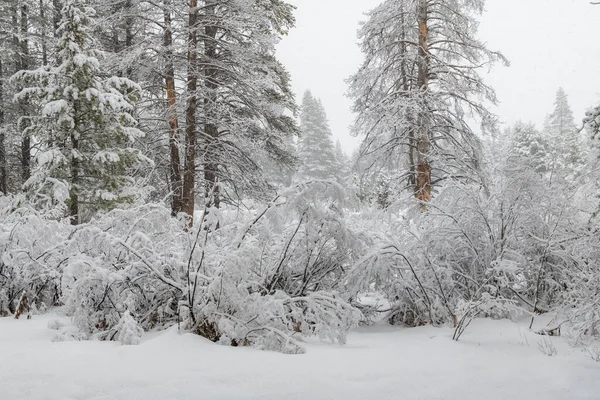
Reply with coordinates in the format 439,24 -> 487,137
583,106 -> 600,162
509,121 -> 549,174
195,0 -> 297,215
297,91 -> 337,181
259,133 -> 298,189
0,0 -> 44,191
584,103 -> 600,144
348,0 -> 506,205
13,0 -> 147,224
545,88 -> 582,170
334,140 -> 350,183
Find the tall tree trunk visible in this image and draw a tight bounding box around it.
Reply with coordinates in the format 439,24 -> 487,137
0,59 -> 7,195
19,4 -> 31,185
39,0 -> 48,65
52,0 -> 62,36
69,132 -> 79,225
203,1 -> 220,210
182,0 -> 198,227
124,0 -> 134,79
163,1 -> 182,216
415,0 -> 431,205
399,3 -> 417,188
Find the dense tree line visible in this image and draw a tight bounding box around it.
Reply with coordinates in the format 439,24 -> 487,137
0,0 -> 598,358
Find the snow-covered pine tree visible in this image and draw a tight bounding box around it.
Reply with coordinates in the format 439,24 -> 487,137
196,0 -> 298,214
509,121 -> 549,174
348,0 -> 506,205
334,140 -> 350,184
13,0 -> 148,224
296,91 -> 337,181
585,104 -> 600,139
0,0 -> 59,194
544,88 -> 583,171
258,132 -> 298,189
90,0 -> 190,215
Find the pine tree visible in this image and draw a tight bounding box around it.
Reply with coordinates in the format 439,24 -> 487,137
509,121 -> 549,174
545,88 -> 582,170
258,133 -> 297,189
196,0 -> 297,213
348,0 -> 506,205
585,104 -> 600,141
334,140 -> 350,184
13,0 -> 147,224
0,0 -> 56,193
296,91 -> 337,181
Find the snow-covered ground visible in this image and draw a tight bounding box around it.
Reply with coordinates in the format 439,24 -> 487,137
1,312 -> 598,400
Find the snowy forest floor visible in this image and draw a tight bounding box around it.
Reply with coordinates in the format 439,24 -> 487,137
1,312 -> 598,400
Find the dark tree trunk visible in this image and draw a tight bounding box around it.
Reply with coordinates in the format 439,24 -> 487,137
124,0 -> 134,78
202,3 -> 220,210
69,132 -> 79,225
163,2 -> 183,217
39,0 -> 48,65
182,0 -> 198,227
19,4 -> 31,185
52,0 -> 62,36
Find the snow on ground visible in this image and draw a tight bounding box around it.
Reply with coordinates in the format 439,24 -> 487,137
1,312 -> 598,400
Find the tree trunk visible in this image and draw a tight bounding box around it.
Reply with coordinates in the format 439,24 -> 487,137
52,0 -> 62,36
202,2 -> 220,210
39,0 -> 48,65
124,0 -> 134,78
182,0 -> 198,227
415,0 -> 431,205
399,3 -> 417,188
163,1 -> 183,217
69,132 -> 79,225
19,4 -> 31,185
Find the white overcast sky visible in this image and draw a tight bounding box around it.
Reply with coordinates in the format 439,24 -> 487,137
276,0 -> 600,154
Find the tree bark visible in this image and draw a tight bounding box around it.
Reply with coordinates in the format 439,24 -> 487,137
398,3 -> 417,188
415,0 -> 431,206
163,1 -> 183,217
182,0 -> 198,227
69,132 -> 79,225
19,4 -> 31,185
202,1 -> 220,210
52,0 -> 62,36
39,0 -> 48,65
124,0 -> 134,78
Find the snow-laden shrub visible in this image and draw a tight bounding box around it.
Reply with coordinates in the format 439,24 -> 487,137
558,204 -> 600,355
346,171 -> 574,334
347,146 -> 600,344
116,311 -> 144,345
178,181 -> 362,352
60,204 -> 183,333
57,181 -> 361,352
0,195 -> 68,315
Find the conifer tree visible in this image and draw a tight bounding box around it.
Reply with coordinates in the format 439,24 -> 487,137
13,0 -> 147,224
196,0 -> 297,213
509,121 -> 549,174
334,140 -> 350,183
545,88 -> 582,170
297,91 -> 337,181
585,104 -> 600,140
348,0 -> 506,205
